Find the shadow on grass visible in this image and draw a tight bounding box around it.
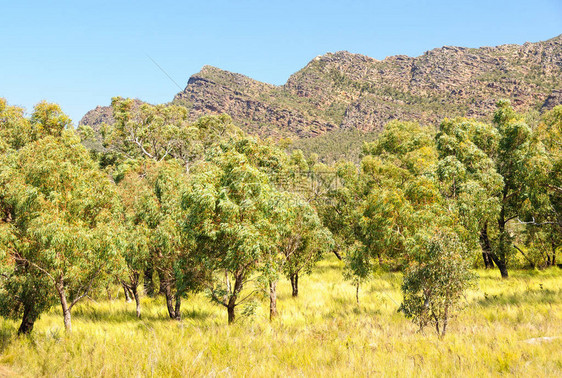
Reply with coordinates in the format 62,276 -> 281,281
477,267 -> 562,281
70,303 -> 213,324
476,288 -> 562,308
0,322 -> 17,354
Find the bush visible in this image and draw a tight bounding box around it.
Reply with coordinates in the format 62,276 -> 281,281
399,230 -> 476,337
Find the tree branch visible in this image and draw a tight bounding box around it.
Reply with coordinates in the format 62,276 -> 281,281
517,217 -> 557,226
13,255 -> 56,283
513,245 -> 535,268
235,290 -> 256,306
69,268 -> 102,310
133,137 -> 155,160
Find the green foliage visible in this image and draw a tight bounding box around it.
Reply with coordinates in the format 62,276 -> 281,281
270,191 -> 333,281
183,140 -> 281,322
1,94 -> 560,343
288,129 -> 380,164
98,97 -> 241,175
0,130 -> 121,331
436,117 -> 503,239
0,99 -> 117,332
400,230 -> 476,336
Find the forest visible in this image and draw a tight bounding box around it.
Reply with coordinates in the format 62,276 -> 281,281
0,97 -> 561,376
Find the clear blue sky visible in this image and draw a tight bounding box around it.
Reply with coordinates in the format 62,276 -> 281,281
1,0 -> 561,123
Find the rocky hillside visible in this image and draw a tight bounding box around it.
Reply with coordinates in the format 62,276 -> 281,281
82,35 -> 562,139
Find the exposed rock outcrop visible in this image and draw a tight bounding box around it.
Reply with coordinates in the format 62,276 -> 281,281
82,35 -> 562,138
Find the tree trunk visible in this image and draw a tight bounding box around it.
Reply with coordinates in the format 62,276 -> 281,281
495,208 -> 510,278
479,225 -> 495,269
489,253 -> 509,278
269,280 -> 278,320
157,270 -> 167,296
227,303 -> 235,324
174,293 -> 181,321
17,303 -> 37,335
163,283 -> 176,319
56,280 -> 72,332
144,265 -> 154,297
226,274 -> 244,324
290,273 -> 299,297
123,284 -> 132,302
441,304 -> 449,338
132,286 -> 141,319
356,282 -> 360,305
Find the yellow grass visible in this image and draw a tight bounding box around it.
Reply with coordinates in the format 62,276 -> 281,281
1,256 -> 561,377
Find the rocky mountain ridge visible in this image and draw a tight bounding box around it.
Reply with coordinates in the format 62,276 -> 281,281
81,35 -> 562,138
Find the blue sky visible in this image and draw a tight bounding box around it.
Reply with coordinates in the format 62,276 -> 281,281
1,0 -> 561,123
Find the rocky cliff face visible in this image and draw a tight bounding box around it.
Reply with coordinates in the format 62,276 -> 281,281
82,35 -> 562,138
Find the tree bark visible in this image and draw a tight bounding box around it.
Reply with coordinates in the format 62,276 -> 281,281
495,207 -> 510,278
489,253 -> 509,278
226,274 -> 244,324
144,265 -> 154,297
163,283 -> 177,319
157,270 -> 167,296
269,280 -> 278,320
17,303 -> 37,335
227,303 -> 235,324
132,286 -> 141,319
55,279 -> 72,332
441,304 -> 449,338
479,225 -> 495,269
290,273 -> 299,297
123,284 -> 132,302
174,293 -> 181,321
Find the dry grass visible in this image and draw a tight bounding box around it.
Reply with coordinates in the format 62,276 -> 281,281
0,256 -> 561,377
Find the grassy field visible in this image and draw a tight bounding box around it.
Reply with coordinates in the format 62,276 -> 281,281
0,256 -> 561,377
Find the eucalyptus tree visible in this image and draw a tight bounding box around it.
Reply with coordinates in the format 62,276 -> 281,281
282,201 -> 333,299
0,130 -> 121,332
488,101 -> 535,277
321,121 -> 442,299
320,160 -> 361,262
184,140 -> 285,324
266,191 -> 332,317
519,105 -> 562,267
435,117 -> 503,269
0,99 -> 40,334
93,98 -> 240,295
400,229 -> 476,337
98,97 -> 240,172
434,101 -> 536,278
354,121 -> 439,270
0,101 -> 56,334
122,160 -> 202,320
115,166 -> 152,318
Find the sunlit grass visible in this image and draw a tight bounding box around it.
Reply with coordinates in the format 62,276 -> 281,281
1,256 -> 561,377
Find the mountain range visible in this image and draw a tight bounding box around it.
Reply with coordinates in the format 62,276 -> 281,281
81,35 -> 562,141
